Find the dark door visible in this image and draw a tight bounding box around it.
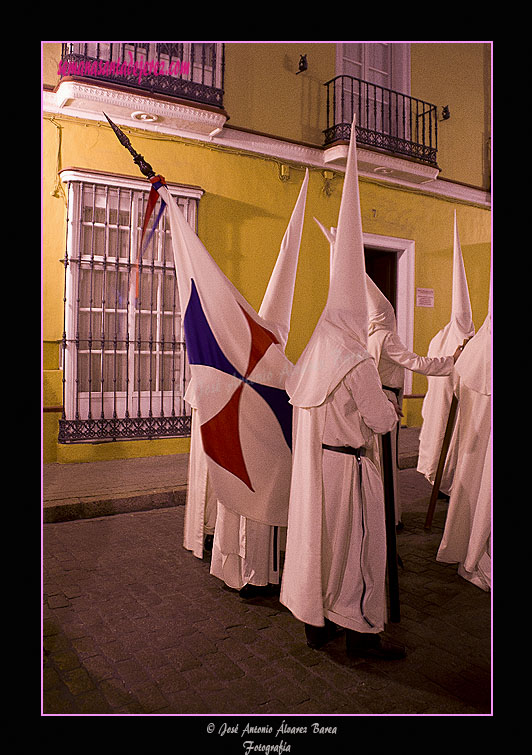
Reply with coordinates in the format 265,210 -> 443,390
364,247 -> 397,311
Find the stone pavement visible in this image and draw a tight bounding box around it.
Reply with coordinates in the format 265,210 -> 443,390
42,428 -> 492,721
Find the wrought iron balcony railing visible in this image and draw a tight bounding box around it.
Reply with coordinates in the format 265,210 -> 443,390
324,75 -> 438,167
59,42 -> 225,109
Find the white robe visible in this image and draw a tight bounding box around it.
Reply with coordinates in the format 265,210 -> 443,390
184,399 -> 282,589
437,316 -> 491,591
183,171 -> 309,582
368,330 -> 454,393
210,504 -> 282,589
280,358 -> 398,632
183,409 -> 217,559
366,328 -> 454,522
417,320 -> 474,491
418,210 -> 475,489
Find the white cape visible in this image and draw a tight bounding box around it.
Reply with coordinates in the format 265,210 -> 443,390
418,212 -> 474,487
437,314 -> 491,590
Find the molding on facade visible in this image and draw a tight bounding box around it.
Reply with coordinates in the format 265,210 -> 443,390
323,142 -> 440,184
43,87 -> 491,209
59,167 -> 204,199
51,80 -> 227,136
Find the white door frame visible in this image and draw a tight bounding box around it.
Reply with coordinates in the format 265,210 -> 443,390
363,232 -> 415,394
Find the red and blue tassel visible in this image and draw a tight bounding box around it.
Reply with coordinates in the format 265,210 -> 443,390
136,175 -> 167,299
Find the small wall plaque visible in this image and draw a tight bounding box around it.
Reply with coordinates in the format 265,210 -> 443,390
416,287 -> 434,307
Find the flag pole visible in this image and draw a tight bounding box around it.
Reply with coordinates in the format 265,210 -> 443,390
381,430 -> 400,623
424,394 -> 459,531
103,112 -> 156,179
103,113 -> 165,300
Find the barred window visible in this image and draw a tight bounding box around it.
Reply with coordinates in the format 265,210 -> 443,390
61,42 -> 225,100
333,43 -> 415,148
58,170 -> 203,443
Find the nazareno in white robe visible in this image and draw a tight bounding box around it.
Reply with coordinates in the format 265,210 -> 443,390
366,326 -> 454,522
184,386 -> 283,588
416,320 -> 472,494
281,113 -> 399,631
183,171 -> 309,583
437,313 -> 491,591
183,351 -> 286,585
280,352 -> 398,633
417,211 -> 475,490
183,405 -> 217,559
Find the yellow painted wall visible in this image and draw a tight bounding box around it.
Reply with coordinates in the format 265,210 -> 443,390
358,179 -> 490,426
41,116 -> 338,462
42,42 -> 491,462
411,42 -> 491,190
223,41 -> 491,191
43,112 -> 490,460
44,41 -> 491,190
224,42 -> 335,146
42,42 -> 62,89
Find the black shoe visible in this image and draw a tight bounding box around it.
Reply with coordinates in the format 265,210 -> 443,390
305,619 -> 342,650
239,583 -> 279,599
203,534 -> 214,552
346,630 -> 406,660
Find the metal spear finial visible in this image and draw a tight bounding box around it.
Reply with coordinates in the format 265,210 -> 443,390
103,112 -> 156,179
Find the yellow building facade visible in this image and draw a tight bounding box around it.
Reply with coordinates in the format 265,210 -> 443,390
42,41 -> 491,465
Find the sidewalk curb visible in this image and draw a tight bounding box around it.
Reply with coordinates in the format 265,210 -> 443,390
43,486 -> 188,524
43,428 -> 420,524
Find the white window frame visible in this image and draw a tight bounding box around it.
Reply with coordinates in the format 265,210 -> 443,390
60,168 -> 203,437
336,43 -> 411,96
335,43 -> 411,141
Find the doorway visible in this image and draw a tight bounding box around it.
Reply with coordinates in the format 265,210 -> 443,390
363,234 -> 415,394
365,246 -> 397,311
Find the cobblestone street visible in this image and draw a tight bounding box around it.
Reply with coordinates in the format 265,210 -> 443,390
42,459 -> 491,722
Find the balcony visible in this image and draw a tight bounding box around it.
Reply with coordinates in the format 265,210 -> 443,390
323,75 -> 440,182
55,42 -> 227,137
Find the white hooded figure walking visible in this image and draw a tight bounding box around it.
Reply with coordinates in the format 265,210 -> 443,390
417,211 -> 475,494
184,171 -> 309,598
280,118 -> 405,660
365,276 -> 461,525
436,291 -> 491,591
313,226 -> 460,526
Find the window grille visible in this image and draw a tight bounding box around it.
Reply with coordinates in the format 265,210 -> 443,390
58,171 -> 202,443
59,42 -> 225,108
324,75 -> 438,167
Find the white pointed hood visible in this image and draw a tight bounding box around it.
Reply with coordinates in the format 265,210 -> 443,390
455,269 -> 491,396
287,117 -> 371,408
366,274 -> 397,334
314,217 -> 396,335
259,169 -> 309,350
425,212 -> 475,360
313,217 -> 336,271
451,210 -> 474,337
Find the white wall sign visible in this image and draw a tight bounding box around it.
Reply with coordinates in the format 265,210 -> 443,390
416,287 -> 434,307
